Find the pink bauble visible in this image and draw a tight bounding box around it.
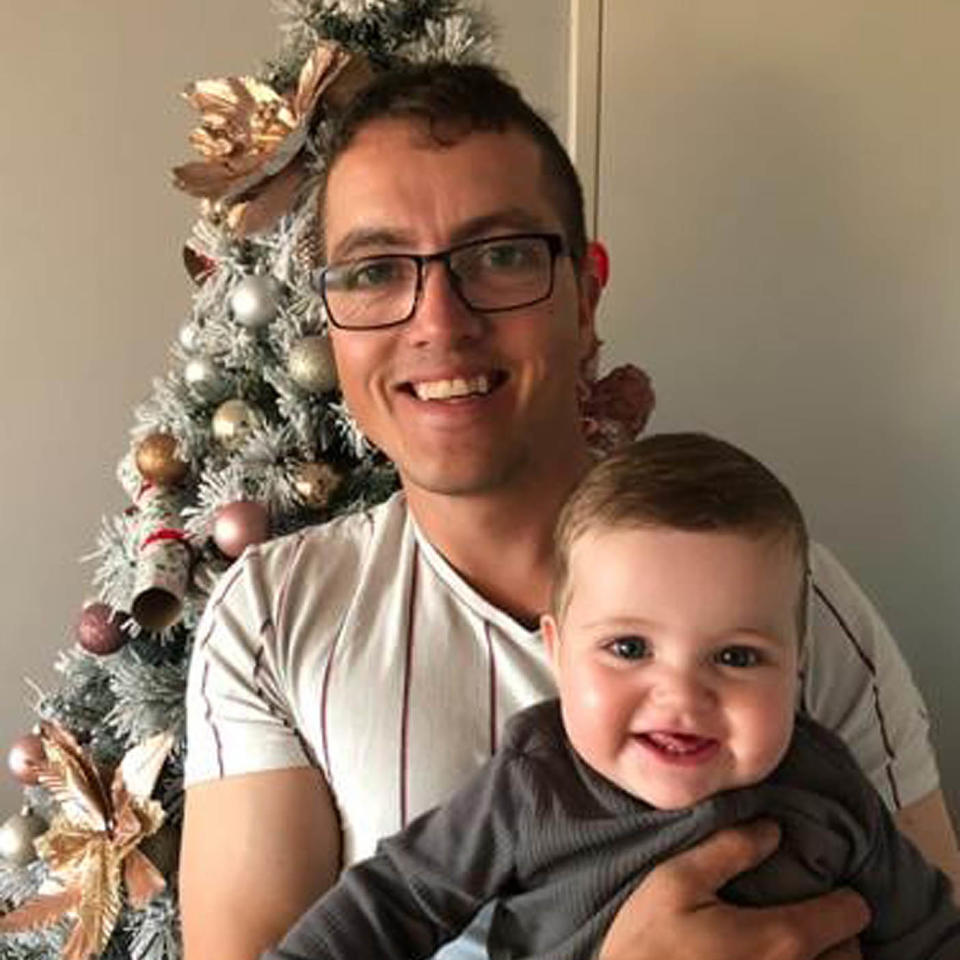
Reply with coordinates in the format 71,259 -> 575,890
76,602 -> 128,655
213,501 -> 270,559
7,733 -> 45,786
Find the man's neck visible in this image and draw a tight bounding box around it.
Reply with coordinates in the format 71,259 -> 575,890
404,448 -> 593,626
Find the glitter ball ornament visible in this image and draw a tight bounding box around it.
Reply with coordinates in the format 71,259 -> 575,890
230,275 -> 282,329
212,501 -> 270,559
7,733 -> 45,786
288,335 -> 338,393
76,602 -> 129,655
212,398 -> 260,448
184,356 -> 229,402
135,432 -> 189,487
293,461 -> 342,509
0,811 -> 46,867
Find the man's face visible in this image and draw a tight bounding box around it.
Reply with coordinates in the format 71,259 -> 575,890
322,118 -> 596,500
542,526 -> 801,809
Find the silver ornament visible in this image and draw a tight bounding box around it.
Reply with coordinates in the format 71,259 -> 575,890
178,321 -> 203,354
212,398 -> 261,448
230,275 -> 282,329
288,335 -> 338,393
0,810 -> 46,866
184,356 -> 230,402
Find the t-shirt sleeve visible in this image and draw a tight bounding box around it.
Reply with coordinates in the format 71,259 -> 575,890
847,783 -> 960,959
184,536 -> 317,785
801,542 -> 939,810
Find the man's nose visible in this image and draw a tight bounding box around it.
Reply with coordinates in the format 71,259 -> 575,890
405,260 -> 485,345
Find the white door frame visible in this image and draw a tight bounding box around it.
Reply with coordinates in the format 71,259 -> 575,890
566,0 -> 604,238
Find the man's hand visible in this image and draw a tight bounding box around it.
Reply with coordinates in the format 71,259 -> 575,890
817,941 -> 862,960
600,820 -> 870,960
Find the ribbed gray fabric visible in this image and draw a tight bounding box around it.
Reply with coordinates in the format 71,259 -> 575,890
266,701 -> 960,960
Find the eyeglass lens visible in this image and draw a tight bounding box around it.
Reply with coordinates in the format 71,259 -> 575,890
322,234 -> 557,329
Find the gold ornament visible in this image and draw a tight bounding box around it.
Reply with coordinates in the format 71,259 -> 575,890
0,723 -> 173,960
172,41 -> 373,236
212,398 -> 260,448
0,810 -> 47,866
135,433 -> 189,487
293,461 -> 342,509
288,335 -> 338,393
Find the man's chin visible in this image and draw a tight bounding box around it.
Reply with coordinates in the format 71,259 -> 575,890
398,456 -> 523,501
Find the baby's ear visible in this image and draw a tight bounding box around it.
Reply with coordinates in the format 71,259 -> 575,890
540,613 -> 561,668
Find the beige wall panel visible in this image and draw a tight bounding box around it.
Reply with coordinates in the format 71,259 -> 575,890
596,0 -> 960,814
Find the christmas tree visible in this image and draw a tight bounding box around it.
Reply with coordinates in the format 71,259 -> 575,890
0,3 -> 650,957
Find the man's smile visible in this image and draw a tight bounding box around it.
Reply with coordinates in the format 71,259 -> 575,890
399,370 -> 509,402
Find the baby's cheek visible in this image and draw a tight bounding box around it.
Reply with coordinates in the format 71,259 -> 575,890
737,694 -> 795,780
560,672 -> 623,755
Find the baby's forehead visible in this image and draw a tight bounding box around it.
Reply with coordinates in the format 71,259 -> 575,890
571,519 -> 804,557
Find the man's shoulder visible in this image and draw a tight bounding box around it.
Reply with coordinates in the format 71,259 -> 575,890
243,491 -> 408,580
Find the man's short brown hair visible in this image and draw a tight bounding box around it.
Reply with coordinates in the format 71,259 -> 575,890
552,432 -> 810,634
319,61 -> 587,264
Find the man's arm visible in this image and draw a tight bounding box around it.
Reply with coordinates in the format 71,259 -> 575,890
180,767 -> 341,960
896,788 -> 960,902
599,822 -> 870,960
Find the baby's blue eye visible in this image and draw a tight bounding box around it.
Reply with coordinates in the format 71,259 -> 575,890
607,636 -> 649,660
715,646 -> 762,668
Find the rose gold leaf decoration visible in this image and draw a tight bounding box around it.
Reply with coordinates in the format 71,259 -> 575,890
0,888 -> 80,934
123,849 -> 167,908
293,40 -> 374,116
228,155 -> 309,237
173,41 -> 372,236
115,730 -> 174,802
69,842 -> 122,960
36,723 -> 108,834
0,724 -> 172,953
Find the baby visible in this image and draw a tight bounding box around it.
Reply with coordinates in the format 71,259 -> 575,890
266,433 -> 960,960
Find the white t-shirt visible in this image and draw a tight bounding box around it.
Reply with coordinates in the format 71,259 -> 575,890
185,491 -> 938,866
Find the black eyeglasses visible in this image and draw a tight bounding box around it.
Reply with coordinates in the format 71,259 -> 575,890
315,232 -> 566,331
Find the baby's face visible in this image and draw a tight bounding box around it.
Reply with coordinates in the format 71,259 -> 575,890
542,525 -> 802,809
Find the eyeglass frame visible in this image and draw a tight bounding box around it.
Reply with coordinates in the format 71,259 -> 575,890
314,231 -> 567,331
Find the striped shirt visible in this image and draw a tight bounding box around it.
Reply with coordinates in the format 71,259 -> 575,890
185,491 -> 938,866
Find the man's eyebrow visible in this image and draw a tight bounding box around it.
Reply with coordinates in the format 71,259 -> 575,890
328,208 -> 554,262
328,227 -> 414,262
447,209 -> 553,245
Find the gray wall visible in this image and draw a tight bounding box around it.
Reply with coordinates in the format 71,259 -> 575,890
595,0 -> 960,816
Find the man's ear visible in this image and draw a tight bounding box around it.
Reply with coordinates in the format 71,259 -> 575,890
541,613 -> 562,669
577,240 -> 608,360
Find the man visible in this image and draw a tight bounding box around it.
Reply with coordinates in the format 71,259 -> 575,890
180,63 -> 959,960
